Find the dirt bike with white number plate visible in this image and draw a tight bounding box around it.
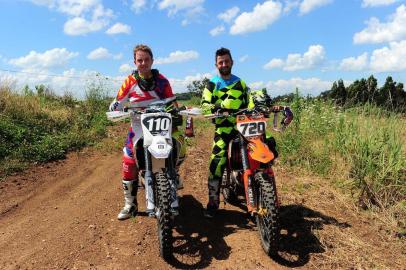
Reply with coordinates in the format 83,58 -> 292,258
206,105 -> 292,256
106,101 -> 200,261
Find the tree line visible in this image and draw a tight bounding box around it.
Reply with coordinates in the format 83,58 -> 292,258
321,75 -> 406,112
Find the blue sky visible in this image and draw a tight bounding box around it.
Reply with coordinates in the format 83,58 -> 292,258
1,0 -> 406,98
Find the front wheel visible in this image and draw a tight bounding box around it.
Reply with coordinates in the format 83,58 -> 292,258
155,172 -> 173,261
255,172 -> 279,256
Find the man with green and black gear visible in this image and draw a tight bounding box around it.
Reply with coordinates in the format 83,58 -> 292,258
200,48 -> 247,218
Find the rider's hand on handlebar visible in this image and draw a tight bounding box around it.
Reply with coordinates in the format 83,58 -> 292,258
109,99 -> 122,111
282,106 -> 293,126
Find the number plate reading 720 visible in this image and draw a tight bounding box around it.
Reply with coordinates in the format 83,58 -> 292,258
237,121 -> 266,137
142,115 -> 171,134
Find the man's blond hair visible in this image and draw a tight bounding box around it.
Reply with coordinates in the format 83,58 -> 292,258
133,44 -> 153,60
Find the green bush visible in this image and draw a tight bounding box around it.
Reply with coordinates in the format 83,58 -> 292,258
276,92 -> 406,208
0,82 -> 111,177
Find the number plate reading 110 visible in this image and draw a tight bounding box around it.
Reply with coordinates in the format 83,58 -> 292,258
237,120 -> 266,137
142,115 -> 171,134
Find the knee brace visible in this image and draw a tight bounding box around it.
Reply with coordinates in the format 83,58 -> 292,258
122,156 -> 137,180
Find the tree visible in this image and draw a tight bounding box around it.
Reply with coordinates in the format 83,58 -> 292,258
366,75 -> 378,104
329,79 -> 347,105
377,76 -> 396,109
22,85 -> 34,96
187,77 -> 210,97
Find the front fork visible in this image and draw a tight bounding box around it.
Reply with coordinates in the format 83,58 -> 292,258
144,146 -> 178,212
144,149 -> 155,211
240,138 -> 256,213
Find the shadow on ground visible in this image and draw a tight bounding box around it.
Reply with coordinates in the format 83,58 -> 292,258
273,204 -> 351,267
168,195 -> 255,269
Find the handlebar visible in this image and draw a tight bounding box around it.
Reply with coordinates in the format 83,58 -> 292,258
106,105 -> 201,122
204,105 -> 293,131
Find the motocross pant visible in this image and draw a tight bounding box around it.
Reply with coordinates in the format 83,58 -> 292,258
207,127 -> 277,206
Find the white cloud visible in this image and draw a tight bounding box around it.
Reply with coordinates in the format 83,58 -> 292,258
9,48 -> 78,69
370,40 -> 406,72
264,58 -> 285,69
30,0 -> 114,35
362,0 -> 400,7
264,45 -> 326,71
181,5 -> 206,25
0,67 -> 121,99
168,72 -> 212,93
106,23 -> 131,35
249,81 -> 266,90
339,53 -> 369,71
217,6 -> 239,23
56,0 -> 100,16
119,63 -> 134,73
87,47 -> 122,60
155,50 -> 199,64
230,1 -> 282,35
239,55 -> 249,63
283,0 -> 300,13
64,16 -> 108,36
31,0 -> 99,16
299,0 -> 333,15
266,77 -> 333,96
209,25 -> 225,36
354,5 -> 406,44
158,0 -> 204,15
131,0 -> 146,13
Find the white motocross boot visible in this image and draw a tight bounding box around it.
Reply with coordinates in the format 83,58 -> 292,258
117,180 -> 138,220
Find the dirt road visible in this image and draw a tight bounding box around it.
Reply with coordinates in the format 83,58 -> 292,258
1,125 -> 405,269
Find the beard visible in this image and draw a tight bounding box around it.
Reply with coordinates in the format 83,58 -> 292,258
219,66 -> 231,76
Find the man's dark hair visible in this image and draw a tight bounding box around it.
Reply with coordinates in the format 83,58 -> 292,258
215,47 -> 233,62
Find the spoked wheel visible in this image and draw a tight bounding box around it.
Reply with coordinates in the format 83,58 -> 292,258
155,172 -> 173,261
255,172 -> 279,256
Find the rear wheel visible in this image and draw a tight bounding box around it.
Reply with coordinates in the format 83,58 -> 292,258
155,172 -> 173,261
255,172 -> 279,256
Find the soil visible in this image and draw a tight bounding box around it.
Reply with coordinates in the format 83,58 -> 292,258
1,124 -> 405,270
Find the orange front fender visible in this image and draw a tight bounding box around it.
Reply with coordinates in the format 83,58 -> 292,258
247,138 -> 274,163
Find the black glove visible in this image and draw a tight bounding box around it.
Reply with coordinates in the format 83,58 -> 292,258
211,103 -> 222,114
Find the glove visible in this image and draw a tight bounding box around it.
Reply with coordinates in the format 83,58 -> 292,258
252,89 -> 272,109
282,107 -> 293,126
211,103 -> 222,114
109,99 -> 122,111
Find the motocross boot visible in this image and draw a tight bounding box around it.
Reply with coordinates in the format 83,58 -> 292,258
204,179 -> 220,218
117,180 -> 138,220
204,199 -> 219,219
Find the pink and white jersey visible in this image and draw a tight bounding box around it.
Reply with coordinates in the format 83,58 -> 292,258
116,71 -> 175,108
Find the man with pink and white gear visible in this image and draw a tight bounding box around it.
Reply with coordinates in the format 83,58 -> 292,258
109,44 -> 185,220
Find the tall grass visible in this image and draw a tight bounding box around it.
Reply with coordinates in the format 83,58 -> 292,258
276,93 -> 406,210
0,83 -> 111,177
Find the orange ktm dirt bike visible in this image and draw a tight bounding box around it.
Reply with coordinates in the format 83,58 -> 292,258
206,105 -> 293,256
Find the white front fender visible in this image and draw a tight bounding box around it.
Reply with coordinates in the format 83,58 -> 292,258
148,136 -> 172,158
